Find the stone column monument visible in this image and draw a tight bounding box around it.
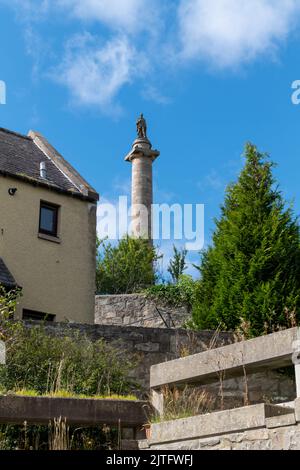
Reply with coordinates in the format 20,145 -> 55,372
125,114 -> 160,240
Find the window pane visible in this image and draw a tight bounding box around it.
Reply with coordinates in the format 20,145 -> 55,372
23,309 -> 56,322
40,207 -> 55,233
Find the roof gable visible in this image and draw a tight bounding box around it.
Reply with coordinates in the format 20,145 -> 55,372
0,127 -> 99,202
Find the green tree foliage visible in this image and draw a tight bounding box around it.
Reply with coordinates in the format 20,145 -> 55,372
167,246 -> 188,283
96,236 -> 157,294
146,274 -> 197,311
193,143 -> 300,336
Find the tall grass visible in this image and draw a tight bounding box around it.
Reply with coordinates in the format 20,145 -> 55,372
152,386 -> 214,422
49,418 -> 69,450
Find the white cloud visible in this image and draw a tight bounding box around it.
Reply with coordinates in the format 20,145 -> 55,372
142,85 -> 171,105
178,0 -> 300,68
53,33 -> 147,113
1,0 -> 158,112
3,0 -> 300,112
204,170 -> 224,191
56,0 -> 152,32
0,0 -> 50,21
1,0 -> 156,31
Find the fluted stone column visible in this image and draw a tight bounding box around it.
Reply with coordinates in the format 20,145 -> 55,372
125,117 -> 159,240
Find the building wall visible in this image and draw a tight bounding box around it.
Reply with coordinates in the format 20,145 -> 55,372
95,294 -> 190,328
0,175 -> 97,323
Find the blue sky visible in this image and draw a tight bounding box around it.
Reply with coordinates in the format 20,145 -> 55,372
1,0 -> 300,278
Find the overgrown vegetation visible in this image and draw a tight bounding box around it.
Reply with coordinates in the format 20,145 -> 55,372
0,286 -> 137,450
11,389 -> 137,400
0,323 -> 136,397
0,287 -> 137,397
0,422 -> 119,450
96,236 -> 158,294
151,386 -> 214,423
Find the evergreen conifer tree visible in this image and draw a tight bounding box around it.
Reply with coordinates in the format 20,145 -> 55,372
193,143 -> 300,336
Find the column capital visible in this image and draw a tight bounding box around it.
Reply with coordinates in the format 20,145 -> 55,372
125,138 -> 160,163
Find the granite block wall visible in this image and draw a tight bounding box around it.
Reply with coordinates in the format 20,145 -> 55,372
95,294 -> 190,329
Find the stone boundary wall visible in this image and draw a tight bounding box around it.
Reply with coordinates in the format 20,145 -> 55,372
24,322 -> 296,404
26,322 -> 231,394
142,401 -> 300,450
95,294 -> 190,328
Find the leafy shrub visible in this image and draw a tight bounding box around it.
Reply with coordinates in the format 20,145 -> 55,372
0,321 -> 137,397
96,236 -> 158,294
146,275 -> 198,311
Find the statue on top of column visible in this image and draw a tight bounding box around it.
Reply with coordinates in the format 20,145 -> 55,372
136,113 -> 147,139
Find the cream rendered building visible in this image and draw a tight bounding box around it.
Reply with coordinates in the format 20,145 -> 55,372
0,127 -> 99,324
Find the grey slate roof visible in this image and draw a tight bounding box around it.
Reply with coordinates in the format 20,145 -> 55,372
0,127 -> 99,201
0,258 -> 17,288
